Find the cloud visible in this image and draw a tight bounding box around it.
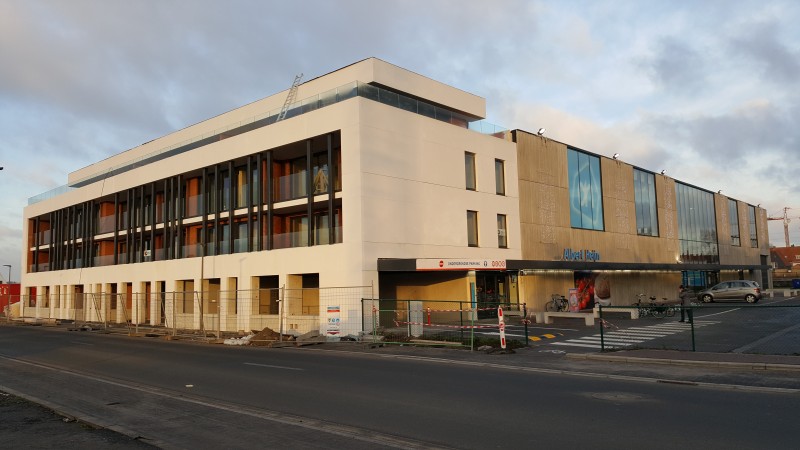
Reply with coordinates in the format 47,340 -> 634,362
640,37 -> 708,95
730,20 -> 800,85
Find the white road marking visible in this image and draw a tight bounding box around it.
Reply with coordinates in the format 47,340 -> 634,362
244,362 -> 303,371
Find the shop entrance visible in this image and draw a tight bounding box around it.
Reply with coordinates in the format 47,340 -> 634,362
475,271 -> 517,319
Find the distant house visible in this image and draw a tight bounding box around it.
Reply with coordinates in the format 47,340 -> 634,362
770,247 -> 800,270
1,283 -> 21,313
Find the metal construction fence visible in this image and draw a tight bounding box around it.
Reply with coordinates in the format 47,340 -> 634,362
6,285 -> 373,341
361,299 -> 530,348
596,302 -> 800,355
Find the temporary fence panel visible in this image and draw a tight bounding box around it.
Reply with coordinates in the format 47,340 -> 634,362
362,299 -> 528,347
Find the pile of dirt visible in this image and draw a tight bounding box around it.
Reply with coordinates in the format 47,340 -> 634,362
248,327 -> 293,347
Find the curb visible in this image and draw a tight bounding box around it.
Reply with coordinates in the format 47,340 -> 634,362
566,353 -> 800,372
0,384 -> 169,448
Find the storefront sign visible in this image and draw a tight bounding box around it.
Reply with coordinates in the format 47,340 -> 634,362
563,248 -> 601,262
416,259 -> 507,271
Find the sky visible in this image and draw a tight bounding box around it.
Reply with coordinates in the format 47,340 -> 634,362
1,0 -> 799,282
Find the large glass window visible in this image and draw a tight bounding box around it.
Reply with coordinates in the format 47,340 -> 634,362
633,169 -> 658,236
729,199 -> 740,246
465,152 -> 476,191
467,210 -> 478,247
676,183 -> 718,264
495,159 -> 505,195
748,205 -> 757,247
312,152 -> 329,194
568,148 -> 604,230
497,214 -> 507,248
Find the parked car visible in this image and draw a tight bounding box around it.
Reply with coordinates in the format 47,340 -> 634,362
697,280 -> 762,303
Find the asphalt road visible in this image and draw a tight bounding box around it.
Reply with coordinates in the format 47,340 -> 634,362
1,325 -> 799,449
522,296 -> 800,354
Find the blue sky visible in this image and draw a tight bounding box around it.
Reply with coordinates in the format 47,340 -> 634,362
1,0 -> 799,282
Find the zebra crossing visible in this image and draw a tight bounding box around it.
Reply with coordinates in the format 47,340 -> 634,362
549,320 -> 718,350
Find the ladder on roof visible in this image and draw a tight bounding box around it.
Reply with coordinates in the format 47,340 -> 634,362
276,73 -> 303,122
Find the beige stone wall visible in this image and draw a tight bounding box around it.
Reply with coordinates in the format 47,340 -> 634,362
515,131 -> 681,265
717,195 -> 770,265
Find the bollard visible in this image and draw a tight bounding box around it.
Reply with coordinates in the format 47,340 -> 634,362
599,304 -> 605,351
689,308 -> 695,352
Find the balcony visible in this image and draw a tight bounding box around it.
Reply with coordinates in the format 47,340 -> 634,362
38,230 -> 51,245
98,216 -> 115,234
93,255 -> 114,267
272,231 -> 308,250
182,243 -> 202,258
273,172 -> 308,202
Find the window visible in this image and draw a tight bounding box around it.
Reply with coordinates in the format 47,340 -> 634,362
676,183 -> 718,264
568,148 -> 604,230
497,214 -> 507,248
467,210 -> 478,247
633,169 -> 658,236
748,205 -> 757,247
235,166 -> 248,209
465,152 -> 476,191
495,159 -> 505,195
729,199 -> 740,246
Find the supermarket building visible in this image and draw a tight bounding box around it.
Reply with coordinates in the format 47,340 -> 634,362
20,58 -> 770,335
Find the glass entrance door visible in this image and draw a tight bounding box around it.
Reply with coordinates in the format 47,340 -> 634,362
475,271 -> 515,319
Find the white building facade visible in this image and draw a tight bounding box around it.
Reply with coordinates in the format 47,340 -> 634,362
21,58 -> 520,335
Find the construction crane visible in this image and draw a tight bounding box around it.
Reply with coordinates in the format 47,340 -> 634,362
767,207 -> 793,247
276,73 -> 303,122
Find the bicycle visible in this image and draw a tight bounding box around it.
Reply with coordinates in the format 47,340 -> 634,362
545,294 -> 569,312
633,294 -> 675,318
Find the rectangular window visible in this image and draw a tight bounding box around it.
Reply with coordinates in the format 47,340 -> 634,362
495,159 -> 505,195
497,214 -> 507,248
465,152 -> 476,191
467,210 -> 478,247
748,205 -> 757,247
633,169 -> 658,236
676,183 -> 718,264
729,199 -> 740,246
568,148 -> 604,230
235,166 -> 247,209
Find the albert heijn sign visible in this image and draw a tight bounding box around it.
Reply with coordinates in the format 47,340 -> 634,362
416,258 -> 507,271
563,248 -> 601,262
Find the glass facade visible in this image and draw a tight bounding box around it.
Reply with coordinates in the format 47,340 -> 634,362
633,169 -> 658,236
567,148 -> 604,230
26,132 -> 344,273
465,152 -> 476,191
729,199 -> 740,246
676,182 -> 718,264
748,205 -> 758,247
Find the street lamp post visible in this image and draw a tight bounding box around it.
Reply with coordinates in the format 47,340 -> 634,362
2,264 -> 10,320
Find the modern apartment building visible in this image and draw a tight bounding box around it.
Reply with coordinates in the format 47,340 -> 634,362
20,58 -> 770,334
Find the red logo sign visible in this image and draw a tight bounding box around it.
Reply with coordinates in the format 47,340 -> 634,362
439,260 -> 444,268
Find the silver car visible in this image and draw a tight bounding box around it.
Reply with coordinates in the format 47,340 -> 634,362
697,280 -> 762,303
